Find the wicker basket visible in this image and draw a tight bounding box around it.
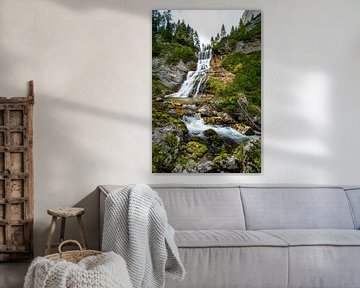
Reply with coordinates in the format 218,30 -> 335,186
45,240 -> 102,263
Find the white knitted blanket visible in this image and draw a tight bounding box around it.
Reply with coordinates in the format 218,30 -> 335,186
24,251 -> 133,288
102,184 -> 185,288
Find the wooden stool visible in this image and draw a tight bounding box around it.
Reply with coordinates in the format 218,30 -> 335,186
45,207 -> 87,255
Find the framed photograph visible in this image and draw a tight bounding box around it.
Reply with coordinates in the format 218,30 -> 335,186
152,10 -> 261,173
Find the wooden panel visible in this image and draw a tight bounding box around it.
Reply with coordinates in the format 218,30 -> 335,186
10,132 -> 23,146
0,180 -> 4,198
9,110 -> 23,126
0,153 -> 4,172
10,204 -> 24,221
10,152 -> 24,173
0,110 -> 4,126
11,180 -> 24,198
0,226 -> 4,245
11,226 -> 24,246
0,204 -> 4,219
0,132 -> 4,146
0,82 -> 34,261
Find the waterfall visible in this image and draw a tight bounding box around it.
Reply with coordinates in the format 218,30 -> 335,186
183,114 -> 249,143
168,49 -> 212,98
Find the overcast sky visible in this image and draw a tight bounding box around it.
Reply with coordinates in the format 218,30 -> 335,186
171,10 -> 245,45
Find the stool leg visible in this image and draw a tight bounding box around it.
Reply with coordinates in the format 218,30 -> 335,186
60,217 -> 66,243
77,215 -> 87,249
45,216 -> 57,255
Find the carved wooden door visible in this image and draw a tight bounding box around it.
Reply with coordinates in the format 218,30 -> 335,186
0,82 -> 34,261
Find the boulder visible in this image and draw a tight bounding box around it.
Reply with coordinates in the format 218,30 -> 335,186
198,105 -> 212,117
235,39 -> 261,54
204,113 -> 236,125
197,161 -> 214,173
214,154 -> 240,172
232,123 -> 255,136
241,10 -> 261,26
185,141 -> 208,159
152,125 -> 184,145
152,58 -> 189,89
203,129 -> 218,138
182,104 -> 197,110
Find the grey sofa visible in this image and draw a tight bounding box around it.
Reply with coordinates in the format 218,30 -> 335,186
99,185 -> 360,288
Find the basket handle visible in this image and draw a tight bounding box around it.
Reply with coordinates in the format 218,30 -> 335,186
58,240 -> 83,255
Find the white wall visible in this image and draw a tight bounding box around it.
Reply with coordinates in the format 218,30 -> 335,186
0,0 -> 359,255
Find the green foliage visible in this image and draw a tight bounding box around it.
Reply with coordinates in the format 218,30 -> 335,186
152,10 -> 199,65
216,51 -> 261,117
159,43 -> 197,65
207,78 -> 228,95
212,15 -> 261,55
216,96 -> 240,113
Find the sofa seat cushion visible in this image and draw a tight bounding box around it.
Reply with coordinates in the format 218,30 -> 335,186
175,230 -> 288,248
262,229 -> 360,246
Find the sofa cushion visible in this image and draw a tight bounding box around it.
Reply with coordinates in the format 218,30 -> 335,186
288,246 -> 360,288
260,230 -> 360,288
175,230 -> 288,248
100,185 -> 246,230
165,247 -> 289,288
240,186 -> 355,230
345,188 -> 360,229
262,229 -> 360,246
153,185 -> 246,230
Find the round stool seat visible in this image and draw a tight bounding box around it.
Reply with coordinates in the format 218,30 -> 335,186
47,207 -> 85,218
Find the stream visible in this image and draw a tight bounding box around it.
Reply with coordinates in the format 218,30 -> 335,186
183,114 -> 249,143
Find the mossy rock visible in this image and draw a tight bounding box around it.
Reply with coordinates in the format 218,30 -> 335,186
176,156 -> 190,166
243,139 -> 261,172
152,111 -> 188,134
203,129 -> 223,148
152,131 -> 182,173
213,152 -> 240,172
191,136 -> 204,143
232,143 -> 246,161
213,152 -> 231,164
203,129 -> 218,137
152,143 -> 177,173
185,141 -> 208,159
165,133 -> 179,147
230,138 -> 261,173
245,127 -> 255,136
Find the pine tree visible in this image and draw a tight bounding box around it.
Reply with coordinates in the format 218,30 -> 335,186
220,24 -> 226,38
152,10 -> 161,34
163,10 -> 172,24
239,19 -> 246,38
193,31 -> 200,50
162,21 -> 173,42
215,33 -> 220,42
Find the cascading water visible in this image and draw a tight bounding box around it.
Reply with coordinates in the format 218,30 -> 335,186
183,114 -> 249,143
168,49 -> 212,98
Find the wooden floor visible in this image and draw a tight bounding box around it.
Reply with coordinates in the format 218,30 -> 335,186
0,261 -> 30,288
